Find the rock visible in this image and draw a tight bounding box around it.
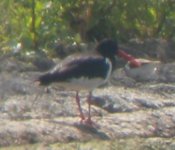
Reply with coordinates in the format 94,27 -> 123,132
159,63 -> 175,82
124,63 -> 160,82
0,39 -> 175,148
121,62 -> 175,83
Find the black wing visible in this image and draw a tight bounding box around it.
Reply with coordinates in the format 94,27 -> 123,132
38,55 -> 111,85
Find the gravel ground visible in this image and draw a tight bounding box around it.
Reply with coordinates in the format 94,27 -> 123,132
0,40 -> 175,149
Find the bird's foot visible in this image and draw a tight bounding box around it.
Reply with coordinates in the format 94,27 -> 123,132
79,114 -> 85,121
85,118 -> 93,125
80,118 -> 95,127
74,117 -> 99,129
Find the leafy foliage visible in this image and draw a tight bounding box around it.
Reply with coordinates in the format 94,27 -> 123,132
0,0 -> 175,54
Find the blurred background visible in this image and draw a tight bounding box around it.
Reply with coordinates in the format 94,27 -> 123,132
0,1 -> 175,149
1,0 -> 175,57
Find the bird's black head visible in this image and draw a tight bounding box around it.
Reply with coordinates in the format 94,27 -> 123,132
96,39 -> 118,59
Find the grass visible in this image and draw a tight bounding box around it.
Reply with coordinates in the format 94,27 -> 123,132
1,137 -> 175,150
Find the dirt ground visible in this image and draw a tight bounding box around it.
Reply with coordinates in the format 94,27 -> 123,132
0,39 -> 175,149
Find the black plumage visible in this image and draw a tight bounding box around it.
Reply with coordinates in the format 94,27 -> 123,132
37,39 -> 119,125
38,56 -> 111,86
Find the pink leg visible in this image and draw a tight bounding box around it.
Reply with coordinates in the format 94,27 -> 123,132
85,91 -> 93,125
75,91 -> 85,121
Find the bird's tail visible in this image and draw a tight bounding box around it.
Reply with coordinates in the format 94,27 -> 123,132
36,73 -> 54,86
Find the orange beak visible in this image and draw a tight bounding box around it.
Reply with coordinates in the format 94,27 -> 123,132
118,50 -> 142,68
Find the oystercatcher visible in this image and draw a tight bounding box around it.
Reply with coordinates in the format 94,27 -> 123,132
37,39 -> 141,125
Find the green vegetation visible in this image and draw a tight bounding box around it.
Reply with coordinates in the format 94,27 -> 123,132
1,138 -> 175,150
1,0 -> 175,54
